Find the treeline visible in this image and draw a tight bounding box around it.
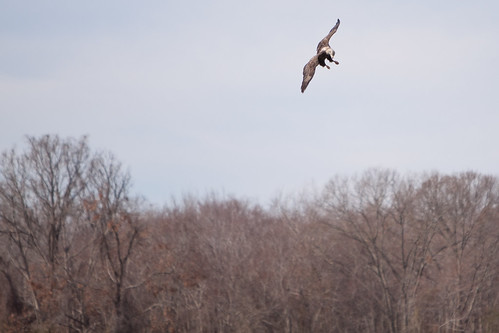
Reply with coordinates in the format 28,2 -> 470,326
0,135 -> 498,332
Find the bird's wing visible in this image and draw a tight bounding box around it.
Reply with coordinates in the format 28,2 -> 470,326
316,19 -> 340,53
301,55 -> 319,93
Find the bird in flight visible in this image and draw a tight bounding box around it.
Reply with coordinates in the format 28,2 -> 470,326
301,19 -> 340,93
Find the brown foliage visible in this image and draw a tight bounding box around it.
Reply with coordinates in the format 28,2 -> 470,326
1,136 -> 499,332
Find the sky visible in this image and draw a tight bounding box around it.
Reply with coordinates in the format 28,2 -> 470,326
1,0 -> 499,205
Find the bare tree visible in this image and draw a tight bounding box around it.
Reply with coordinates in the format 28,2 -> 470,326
0,135 -> 141,332
419,172 -> 499,332
85,153 -> 143,333
0,135 -> 91,326
318,169 -> 446,333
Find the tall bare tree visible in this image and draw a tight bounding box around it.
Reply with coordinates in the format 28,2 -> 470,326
419,172 -> 499,332
85,153 -> 143,333
0,135 -> 141,332
0,135 -> 90,323
319,169 -> 446,332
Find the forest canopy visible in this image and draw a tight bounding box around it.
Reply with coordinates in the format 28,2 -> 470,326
0,135 -> 498,332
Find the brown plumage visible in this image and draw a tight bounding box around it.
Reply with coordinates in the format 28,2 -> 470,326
316,19 -> 340,54
301,19 -> 340,93
301,54 -> 320,93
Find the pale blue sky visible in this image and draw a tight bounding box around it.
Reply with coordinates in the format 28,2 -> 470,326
1,0 -> 499,204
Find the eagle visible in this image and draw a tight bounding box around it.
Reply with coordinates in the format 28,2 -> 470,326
301,19 -> 340,93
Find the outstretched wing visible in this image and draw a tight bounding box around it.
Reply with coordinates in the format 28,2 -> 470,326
301,55 -> 319,93
316,19 -> 340,53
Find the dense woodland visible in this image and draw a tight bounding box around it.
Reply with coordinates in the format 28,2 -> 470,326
0,135 -> 499,332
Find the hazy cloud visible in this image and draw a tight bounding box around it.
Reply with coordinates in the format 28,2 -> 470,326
1,0 -> 498,204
